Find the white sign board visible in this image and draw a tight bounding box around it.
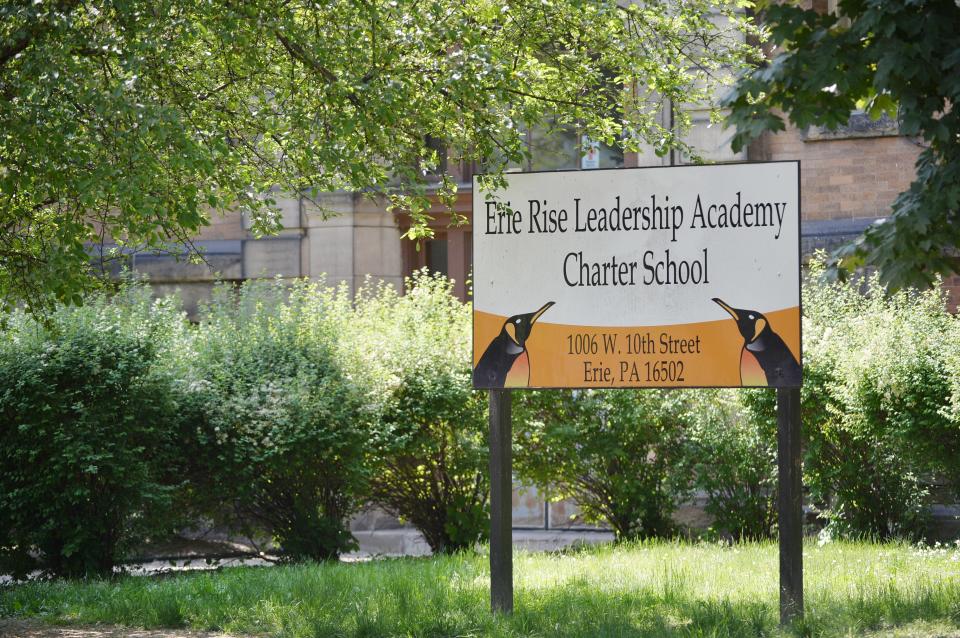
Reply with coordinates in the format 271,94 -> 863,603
472,161 -> 801,389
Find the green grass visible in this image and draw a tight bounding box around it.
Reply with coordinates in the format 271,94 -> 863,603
2,540 -> 959,637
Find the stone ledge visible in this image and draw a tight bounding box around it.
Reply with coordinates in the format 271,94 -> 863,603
802,112 -> 900,142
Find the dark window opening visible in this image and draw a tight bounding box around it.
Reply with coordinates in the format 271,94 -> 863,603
426,237 -> 448,277
424,135 -> 448,178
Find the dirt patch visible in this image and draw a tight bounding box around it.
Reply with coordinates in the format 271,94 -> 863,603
0,620 -> 248,638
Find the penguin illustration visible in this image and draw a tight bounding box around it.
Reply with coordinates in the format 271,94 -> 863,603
473,302 -> 555,388
712,298 -> 801,386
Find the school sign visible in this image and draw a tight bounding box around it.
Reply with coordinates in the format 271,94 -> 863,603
472,161 -> 801,389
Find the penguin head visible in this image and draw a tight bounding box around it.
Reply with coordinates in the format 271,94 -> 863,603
502,302 -> 555,348
713,298 -> 771,344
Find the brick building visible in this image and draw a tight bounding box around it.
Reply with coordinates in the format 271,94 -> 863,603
134,105 -> 928,313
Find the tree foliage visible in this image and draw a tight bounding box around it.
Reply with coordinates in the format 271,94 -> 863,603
724,0 -> 960,290
1,0 -> 755,313
515,389 -> 688,541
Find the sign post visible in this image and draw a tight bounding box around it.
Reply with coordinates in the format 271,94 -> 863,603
777,387 -> 803,623
488,389 -> 513,614
472,162 -> 803,621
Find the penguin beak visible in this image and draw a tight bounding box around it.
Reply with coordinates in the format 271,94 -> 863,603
712,298 -> 740,320
530,301 -> 555,324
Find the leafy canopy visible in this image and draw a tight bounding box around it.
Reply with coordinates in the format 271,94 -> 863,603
1,0 -> 756,312
723,0 -> 960,290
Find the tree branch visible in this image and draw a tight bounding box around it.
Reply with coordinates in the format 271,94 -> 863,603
0,0 -> 84,69
274,33 -> 361,109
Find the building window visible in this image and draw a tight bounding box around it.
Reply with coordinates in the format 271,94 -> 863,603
426,237 -> 448,277
529,121 -> 579,171
527,122 -> 624,171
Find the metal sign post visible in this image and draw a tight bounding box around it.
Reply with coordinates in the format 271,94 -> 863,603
777,387 -> 803,623
488,389 -> 513,614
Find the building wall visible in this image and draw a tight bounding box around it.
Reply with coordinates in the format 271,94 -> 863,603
125,192 -> 405,318
754,120 -> 918,223
748,111 -> 960,311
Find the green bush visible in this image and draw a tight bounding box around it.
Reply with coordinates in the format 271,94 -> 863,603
678,389 -> 778,540
189,279 -> 368,561
515,389 -> 687,541
0,283 -> 191,578
805,262 -> 955,539
6,252 -> 959,579
342,273 -> 488,554
739,257 -> 960,541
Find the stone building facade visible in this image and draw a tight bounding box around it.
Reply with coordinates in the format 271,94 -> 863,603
145,110 -> 930,313
131,190 -> 406,318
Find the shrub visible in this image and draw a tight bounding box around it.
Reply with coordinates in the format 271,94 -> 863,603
0,283 -> 190,578
679,389 -> 778,540
515,389 -> 687,541
189,279 -> 368,561
343,272 -> 488,554
739,257 -> 960,540
805,263 -> 953,539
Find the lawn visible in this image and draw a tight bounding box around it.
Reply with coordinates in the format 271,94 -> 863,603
1,540 -> 959,637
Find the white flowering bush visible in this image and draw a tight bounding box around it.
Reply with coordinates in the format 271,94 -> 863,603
188,279 -> 367,561
741,256 -> 960,540
339,271 -> 488,554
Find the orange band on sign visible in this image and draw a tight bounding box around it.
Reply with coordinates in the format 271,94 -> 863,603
473,306 -> 800,388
